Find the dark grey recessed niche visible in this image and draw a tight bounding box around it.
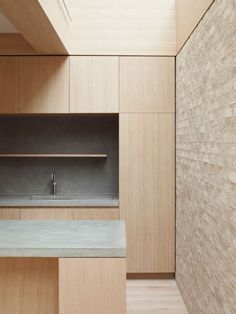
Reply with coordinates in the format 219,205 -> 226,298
0,114 -> 118,196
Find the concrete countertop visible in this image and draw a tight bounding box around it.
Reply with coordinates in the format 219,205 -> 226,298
0,220 -> 126,258
0,194 -> 119,207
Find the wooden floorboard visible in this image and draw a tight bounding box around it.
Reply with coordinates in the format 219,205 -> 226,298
127,280 -> 188,314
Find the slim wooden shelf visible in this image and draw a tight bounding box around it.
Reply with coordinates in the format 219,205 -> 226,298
0,154 -> 107,158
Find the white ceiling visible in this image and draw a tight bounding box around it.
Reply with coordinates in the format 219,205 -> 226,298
0,11 -> 18,33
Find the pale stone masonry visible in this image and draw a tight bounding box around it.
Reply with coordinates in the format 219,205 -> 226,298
176,0 -> 236,313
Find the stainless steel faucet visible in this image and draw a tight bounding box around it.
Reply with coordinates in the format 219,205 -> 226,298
51,170 -> 57,196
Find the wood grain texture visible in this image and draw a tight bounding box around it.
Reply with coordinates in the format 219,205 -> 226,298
70,56 -> 119,113
0,34 -> 36,55
176,0 -> 214,53
0,57 -> 19,113
120,114 -> 175,273
59,258 -> 126,314
0,0 -> 68,54
1,207 -> 118,220
0,208 -> 21,220
74,207 -> 119,220
20,208 -> 74,220
68,0 -> 176,55
120,57 -> 175,113
0,258 -> 58,314
127,280 -> 188,314
20,57 -> 69,113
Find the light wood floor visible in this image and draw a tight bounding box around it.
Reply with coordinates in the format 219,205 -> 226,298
127,280 -> 188,314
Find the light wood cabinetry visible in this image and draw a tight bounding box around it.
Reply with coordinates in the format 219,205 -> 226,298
19,207 -> 118,220
0,208 -> 21,220
120,57 -> 175,113
0,207 -> 119,221
20,56 -> 69,113
0,258 -> 58,314
0,257 -> 125,314
74,207 -> 119,220
59,258 -> 126,314
20,208 -> 74,220
0,57 -> 19,113
120,113 -> 175,273
70,56 -> 119,113
0,54 -> 175,277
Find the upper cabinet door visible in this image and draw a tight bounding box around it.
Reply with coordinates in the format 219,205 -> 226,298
0,57 -> 19,113
70,56 -> 119,113
20,57 -> 69,113
120,57 -> 175,113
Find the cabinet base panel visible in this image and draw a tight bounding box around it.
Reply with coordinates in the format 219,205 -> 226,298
127,273 -> 175,279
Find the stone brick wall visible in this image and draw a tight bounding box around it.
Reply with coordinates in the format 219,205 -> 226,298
176,0 -> 236,313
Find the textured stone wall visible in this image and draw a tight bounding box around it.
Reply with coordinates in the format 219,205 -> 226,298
176,0 -> 236,313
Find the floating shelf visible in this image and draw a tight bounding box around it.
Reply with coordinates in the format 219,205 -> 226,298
0,154 -> 108,158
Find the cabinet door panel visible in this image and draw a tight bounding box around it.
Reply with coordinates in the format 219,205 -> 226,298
74,208 -> 119,220
120,113 -> 175,273
0,258 -> 58,314
0,57 -> 19,113
59,258 -> 126,314
70,56 -> 118,113
120,57 -> 175,113
20,208 -> 74,220
0,208 -> 21,220
20,57 -> 69,113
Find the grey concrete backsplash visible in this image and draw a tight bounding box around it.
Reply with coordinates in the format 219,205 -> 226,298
0,115 -> 118,195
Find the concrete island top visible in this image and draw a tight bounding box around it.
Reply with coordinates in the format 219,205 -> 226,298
0,220 -> 126,258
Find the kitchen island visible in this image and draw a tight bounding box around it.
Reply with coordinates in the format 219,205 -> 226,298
0,220 -> 126,314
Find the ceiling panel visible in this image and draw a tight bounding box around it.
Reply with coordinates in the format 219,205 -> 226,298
64,0 -> 176,55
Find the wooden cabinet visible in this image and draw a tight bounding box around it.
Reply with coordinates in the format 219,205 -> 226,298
59,258 -> 126,314
0,57 -> 19,113
74,208 -> 119,220
120,57 -> 175,113
20,208 -> 74,220
20,56 -> 69,113
0,56 -> 118,114
70,56 -> 119,113
0,207 -> 119,221
0,208 -> 21,220
0,258 -> 58,314
119,113 -> 175,273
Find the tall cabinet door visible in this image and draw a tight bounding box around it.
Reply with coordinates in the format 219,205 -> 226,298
0,57 -> 19,113
120,114 -> 175,273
